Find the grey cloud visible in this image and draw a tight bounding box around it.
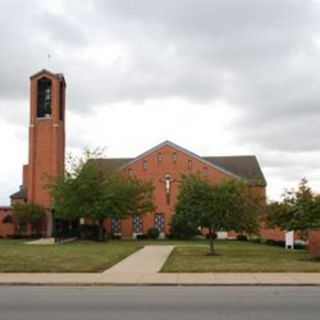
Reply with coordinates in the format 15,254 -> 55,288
0,0 -> 320,153
37,12 -> 88,48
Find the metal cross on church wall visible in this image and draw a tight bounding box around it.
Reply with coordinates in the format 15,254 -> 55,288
159,174 -> 176,205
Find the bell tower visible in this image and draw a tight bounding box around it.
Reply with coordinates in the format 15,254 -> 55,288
26,69 -> 66,236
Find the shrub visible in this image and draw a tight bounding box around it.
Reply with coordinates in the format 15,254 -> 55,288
79,224 -> 101,241
250,237 -> 263,244
265,239 -> 275,246
264,239 -> 305,250
8,234 -> 22,239
265,239 -> 285,247
8,234 -> 38,240
165,233 -> 174,240
30,233 -> 42,239
294,243 -> 306,250
237,234 -> 248,241
110,234 -> 122,240
147,227 -> 160,240
275,240 -> 285,247
170,214 -> 198,239
136,234 -> 148,240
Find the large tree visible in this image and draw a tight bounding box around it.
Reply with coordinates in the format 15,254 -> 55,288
174,174 -> 262,255
266,178 -> 320,239
49,149 -> 154,240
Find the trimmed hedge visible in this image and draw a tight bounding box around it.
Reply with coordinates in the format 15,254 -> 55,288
79,224 -> 100,241
237,234 -> 248,241
147,227 -> 160,240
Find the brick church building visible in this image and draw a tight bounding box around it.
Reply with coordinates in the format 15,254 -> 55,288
0,68 -> 266,239
0,69 -> 318,251
98,141 -> 266,239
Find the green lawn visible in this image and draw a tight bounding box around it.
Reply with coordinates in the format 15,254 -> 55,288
0,240 -> 142,272
1,239 -> 319,273
162,241 -> 320,273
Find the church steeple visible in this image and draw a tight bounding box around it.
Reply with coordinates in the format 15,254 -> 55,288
26,69 -> 66,236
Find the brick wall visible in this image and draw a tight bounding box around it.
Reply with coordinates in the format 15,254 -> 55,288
0,207 -> 14,237
309,230 -> 320,257
101,144 -> 266,238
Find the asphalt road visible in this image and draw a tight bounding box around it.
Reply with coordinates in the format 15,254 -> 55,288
0,286 -> 319,320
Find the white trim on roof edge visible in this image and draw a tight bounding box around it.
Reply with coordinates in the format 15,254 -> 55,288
119,140 -> 242,180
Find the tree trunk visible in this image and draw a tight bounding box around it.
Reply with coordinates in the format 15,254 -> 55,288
46,210 -> 53,238
98,219 -> 105,241
209,227 -> 215,255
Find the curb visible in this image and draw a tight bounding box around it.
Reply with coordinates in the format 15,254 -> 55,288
0,282 -> 320,287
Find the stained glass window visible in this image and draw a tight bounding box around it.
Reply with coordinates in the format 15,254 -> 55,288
111,218 -> 121,234
154,213 -> 165,232
133,215 -> 143,233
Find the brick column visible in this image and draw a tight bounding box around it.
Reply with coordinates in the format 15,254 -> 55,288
309,230 -> 320,257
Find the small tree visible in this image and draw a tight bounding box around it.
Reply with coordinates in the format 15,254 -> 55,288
12,202 -> 45,235
175,174 -> 261,255
266,178 -> 320,239
49,149 -> 155,241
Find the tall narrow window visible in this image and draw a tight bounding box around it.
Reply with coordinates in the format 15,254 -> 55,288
111,218 -> 121,235
157,152 -> 163,164
154,213 -> 165,233
203,166 -> 208,177
143,160 -> 148,171
188,159 -> 192,170
133,215 -> 143,234
37,77 -> 52,118
172,152 -> 177,164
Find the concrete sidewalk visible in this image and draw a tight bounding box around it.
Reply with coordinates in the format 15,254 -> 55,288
104,245 -> 174,274
0,273 -> 320,286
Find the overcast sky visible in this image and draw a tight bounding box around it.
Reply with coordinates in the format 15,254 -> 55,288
1,0 -> 320,205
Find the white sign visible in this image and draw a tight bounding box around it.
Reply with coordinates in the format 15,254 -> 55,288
285,231 -> 294,249
217,231 -> 228,240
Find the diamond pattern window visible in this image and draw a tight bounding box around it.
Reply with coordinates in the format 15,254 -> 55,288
133,215 -> 143,233
154,213 -> 165,232
111,218 -> 121,234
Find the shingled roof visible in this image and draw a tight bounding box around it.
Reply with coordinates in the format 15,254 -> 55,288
203,156 -> 266,186
92,151 -> 266,187
30,69 -> 66,85
94,158 -> 133,173
10,186 -> 27,201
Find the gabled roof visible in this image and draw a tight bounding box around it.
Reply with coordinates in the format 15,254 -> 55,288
121,141 -> 241,179
92,141 -> 266,186
203,156 -> 266,186
94,158 -> 132,173
30,69 -> 66,85
0,206 -> 11,211
10,187 -> 27,201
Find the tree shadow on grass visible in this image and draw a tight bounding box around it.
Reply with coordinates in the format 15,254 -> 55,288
206,252 -> 222,257
306,256 -> 320,262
